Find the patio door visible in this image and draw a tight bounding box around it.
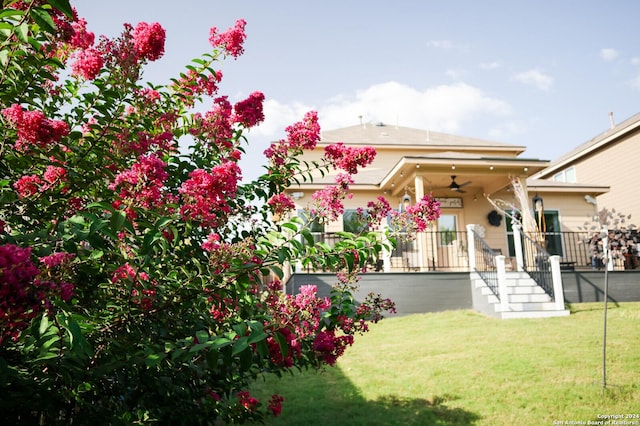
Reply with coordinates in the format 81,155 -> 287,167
435,213 -> 463,269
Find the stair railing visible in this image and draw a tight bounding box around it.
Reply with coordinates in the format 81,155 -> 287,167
470,228 -> 501,299
520,232 -> 554,300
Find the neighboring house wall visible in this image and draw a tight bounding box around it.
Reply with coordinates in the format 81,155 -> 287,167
534,114 -> 640,223
531,193 -> 599,231
572,129 -> 640,221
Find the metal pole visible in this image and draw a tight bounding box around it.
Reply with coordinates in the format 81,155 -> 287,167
602,227 -> 609,395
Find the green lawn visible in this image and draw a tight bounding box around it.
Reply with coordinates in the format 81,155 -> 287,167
252,303 -> 640,425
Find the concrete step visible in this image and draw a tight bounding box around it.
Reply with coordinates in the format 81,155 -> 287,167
507,286 -> 547,295
479,284 -> 548,297
499,309 -> 570,319
508,293 -> 552,303
496,301 -> 559,312
504,278 -> 538,287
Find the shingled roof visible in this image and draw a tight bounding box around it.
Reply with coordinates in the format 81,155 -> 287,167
320,123 -> 526,153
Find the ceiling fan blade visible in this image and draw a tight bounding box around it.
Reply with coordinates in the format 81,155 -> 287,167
459,180 -> 472,187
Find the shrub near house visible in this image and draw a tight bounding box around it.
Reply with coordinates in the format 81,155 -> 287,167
0,2 -> 443,423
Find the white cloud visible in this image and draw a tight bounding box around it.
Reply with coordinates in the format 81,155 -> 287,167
252,99 -> 314,140
480,61 -> 501,70
511,69 -> 554,91
241,82 -> 513,180
316,81 -> 511,134
426,39 -> 454,49
600,48 -> 619,62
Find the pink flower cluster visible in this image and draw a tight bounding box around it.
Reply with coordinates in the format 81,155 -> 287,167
173,69 -> 223,105
235,389 -> 283,418
311,173 -> 353,222
179,161 -> 242,228
233,91 -> 265,127
112,131 -> 175,157
264,283 -> 330,367
323,142 -> 376,174
67,18 -> 164,80
13,164 -> 68,199
267,193 -> 296,217
111,263 -> 156,310
389,194 -> 441,236
40,252 -> 75,268
312,329 -> 354,366
237,391 -> 259,412
267,394 -> 284,417
132,22 -> 166,62
406,194 -> 441,232
0,244 -> 74,345
2,104 -> 69,151
363,196 -> 392,229
71,47 -> 103,80
69,17 -> 94,49
191,97 -> 234,149
0,244 -> 40,344
209,19 -> 247,58
264,111 -> 320,167
109,154 -> 169,211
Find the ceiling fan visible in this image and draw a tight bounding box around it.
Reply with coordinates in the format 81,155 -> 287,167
444,175 -> 471,193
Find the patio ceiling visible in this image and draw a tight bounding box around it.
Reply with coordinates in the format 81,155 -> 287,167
382,155 -> 550,198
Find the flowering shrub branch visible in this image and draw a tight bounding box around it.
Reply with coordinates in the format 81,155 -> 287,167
0,2 -> 438,424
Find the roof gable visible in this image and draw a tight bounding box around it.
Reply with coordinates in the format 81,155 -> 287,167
535,112 -> 640,178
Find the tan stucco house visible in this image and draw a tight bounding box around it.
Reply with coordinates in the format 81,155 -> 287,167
286,121 -> 608,270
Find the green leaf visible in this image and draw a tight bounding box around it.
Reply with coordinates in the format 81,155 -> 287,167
302,229 -> 315,246
248,329 -> 267,345
281,222 -> 298,233
15,22 -> 28,43
270,265 -> 284,279
232,336 -> 249,356
109,210 -> 126,233
195,330 -> 209,344
0,50 -> 8,67
145,353 -> 166,368
48,0 -> 74,19
31,7 -> 56,33
38,314 -> 49,337
89,250 -> 104,260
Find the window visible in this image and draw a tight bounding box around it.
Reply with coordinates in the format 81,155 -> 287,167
298,210 -> 324,233
343,209 -> 368,233
438,214 -> 458,246
552,166 -> 576,183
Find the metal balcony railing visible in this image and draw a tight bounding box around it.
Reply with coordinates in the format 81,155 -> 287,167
297,230 -> 640,273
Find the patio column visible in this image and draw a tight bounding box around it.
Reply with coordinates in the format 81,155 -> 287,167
466,224 -> 477,270
381,224 -> 392,272
512,222 -> 524,272
414,175 -> 425,269
496,254 -> 509,312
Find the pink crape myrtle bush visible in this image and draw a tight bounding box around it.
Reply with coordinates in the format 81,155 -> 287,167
0,2 -> 438,424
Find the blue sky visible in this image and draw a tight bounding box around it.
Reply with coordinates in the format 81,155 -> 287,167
73,1 -> 640,181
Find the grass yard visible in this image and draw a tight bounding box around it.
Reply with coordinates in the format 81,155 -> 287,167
251,303 -> 640,425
